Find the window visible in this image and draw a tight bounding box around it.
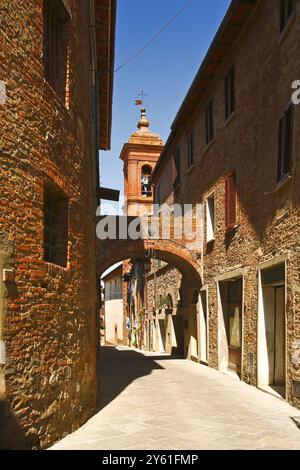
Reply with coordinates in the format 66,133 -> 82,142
205,100 -> 214,145
141,165 -> 152,197
44,182 -> 69,267
44,0 -> 70,101
187,132 -> 194,169
277,103 -> 294,183
225,173 -> 237,229
173,146 -> 181,188
280,0 -> 294,32
206,193 -> 215,242
225,65 -> 236,121
105,276 -> 122,300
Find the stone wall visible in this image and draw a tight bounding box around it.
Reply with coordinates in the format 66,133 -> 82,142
146,263 -> 182,314
0,0 -> 98,448
152,0 -> 300,409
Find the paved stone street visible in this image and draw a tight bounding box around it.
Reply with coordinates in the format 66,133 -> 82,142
50,347 -> 300,451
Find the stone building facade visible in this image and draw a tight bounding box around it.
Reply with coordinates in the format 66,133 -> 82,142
120,109 -> 164,349
102,265 -> 124,346
149,0 -> 300,409
0,0 -> 116,449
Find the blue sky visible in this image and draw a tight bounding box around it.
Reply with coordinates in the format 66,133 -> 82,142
100,0 -> 231,211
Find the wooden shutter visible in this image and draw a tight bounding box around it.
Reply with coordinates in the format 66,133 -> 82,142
209,100 -> 214,141
280,0 -> 286,32
229,67 -> 235,115
277,115 -> 284,182
190,132 -> 194,166
205,105 -> 209,145
226,173 -> 237,229
173,147 -> 181,187
205,101 -> 214,145
225,66 -> 235,120
287,0 -> 294,17
188,132 -> 194,168
280,0 -> 294,32
225,74 -> 229,120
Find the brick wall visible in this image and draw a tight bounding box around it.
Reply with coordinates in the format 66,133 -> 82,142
152,0 -> 300,409
146,263 -> 182,314
0,0 -> 99,448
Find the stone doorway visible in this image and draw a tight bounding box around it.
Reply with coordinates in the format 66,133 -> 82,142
218,277 -> 243,376
198,289 -> 209,364
258,262 -> 286,398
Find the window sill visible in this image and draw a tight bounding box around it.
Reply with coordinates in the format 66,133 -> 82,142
44,79 -> 70,112
224,110 -> 236,128
278,12 -> 296,46
274,174 -> 292,193
203,138 -> 215,157
187,164 -> 195,174
45,261 -> 69,272
225,224 -> 238,233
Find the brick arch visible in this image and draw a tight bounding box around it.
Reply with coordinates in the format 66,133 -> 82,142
96,238 -> 202,287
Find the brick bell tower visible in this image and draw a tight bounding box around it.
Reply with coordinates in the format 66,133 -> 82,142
120,108 -> 164,346
120,108 -> 164,216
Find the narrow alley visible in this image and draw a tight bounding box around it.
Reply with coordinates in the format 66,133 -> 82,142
51,347 -> 300,451
2,0 -> 300,454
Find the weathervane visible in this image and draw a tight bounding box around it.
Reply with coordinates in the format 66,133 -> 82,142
135,90 -> 147,108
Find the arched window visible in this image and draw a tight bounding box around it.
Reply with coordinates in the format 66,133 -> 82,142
141,165 -> 152,197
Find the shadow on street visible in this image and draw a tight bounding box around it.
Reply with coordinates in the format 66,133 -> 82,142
0,400 -> 32,450
96,347 -> 165,412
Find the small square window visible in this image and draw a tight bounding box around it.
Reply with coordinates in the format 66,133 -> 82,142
205,100 -> 214,145
173,146 -> 181,188
187,132 -> 194,169
44,0 -> 70,102
225,65 -> 236,121
280,0 -> 294,33
225,173 -> 237,230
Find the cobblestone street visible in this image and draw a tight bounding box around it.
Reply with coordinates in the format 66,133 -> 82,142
51,347 -> 300,451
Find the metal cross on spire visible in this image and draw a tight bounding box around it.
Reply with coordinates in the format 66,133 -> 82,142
139,90 -> 147,102
135,90 -> 147,107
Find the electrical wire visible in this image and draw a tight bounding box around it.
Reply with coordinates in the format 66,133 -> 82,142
114,0 -> 193,73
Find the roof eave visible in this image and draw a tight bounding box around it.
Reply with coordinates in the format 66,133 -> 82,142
95,0 -> 117,151
152,0 -> 257,180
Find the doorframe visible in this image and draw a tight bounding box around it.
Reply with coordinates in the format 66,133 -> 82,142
257,254 -> 289,391
197,285 -> 209,365
216,268 -> 247,378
